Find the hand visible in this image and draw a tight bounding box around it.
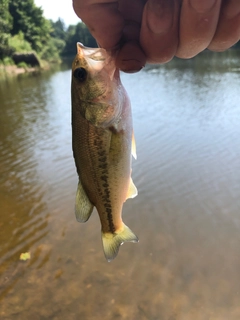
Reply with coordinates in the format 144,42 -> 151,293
73,0 -> 240,73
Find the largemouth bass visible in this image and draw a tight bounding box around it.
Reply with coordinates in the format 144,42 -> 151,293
71,43 -> 138,262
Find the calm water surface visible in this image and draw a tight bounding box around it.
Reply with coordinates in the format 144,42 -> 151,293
0,51 -> 240,319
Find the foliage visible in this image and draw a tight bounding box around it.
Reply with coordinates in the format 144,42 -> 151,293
39,38 -> 64,62
50,18 -> 66,41
9,0 -> 51,52
2,56 -> 14,65
8,31 -> 32,52
62,22 -> 97,56
0,0 -> 13,59
1,0 -> 239,67
17,61 -> 28,68
48,19 -> 97,58
0,0 -> 97,64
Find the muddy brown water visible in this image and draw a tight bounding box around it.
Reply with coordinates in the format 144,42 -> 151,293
1,51 -> 240,320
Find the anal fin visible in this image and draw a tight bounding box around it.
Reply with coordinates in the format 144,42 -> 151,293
126,177 -> 138,200
75,182 -> 94,222
132,132 -> 137,159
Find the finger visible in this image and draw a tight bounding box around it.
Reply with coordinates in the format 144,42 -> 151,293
140,0 -> 180,63
116,0 -> 146,72
208,0 -> 240,51
116,41 -> 146,73
176,0 -> 222,58
72,0 -> 124,50
73,0 -> 145,72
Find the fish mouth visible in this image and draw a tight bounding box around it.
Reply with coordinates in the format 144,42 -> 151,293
77,42 -> 108,62
76,42 -> 117,81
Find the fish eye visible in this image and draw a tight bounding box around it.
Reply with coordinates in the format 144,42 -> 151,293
73,67 -> 87,82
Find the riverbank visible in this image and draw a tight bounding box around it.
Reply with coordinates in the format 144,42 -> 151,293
0,56 -> 74,78
0,60 -> 57,77
0,64 -> 39,75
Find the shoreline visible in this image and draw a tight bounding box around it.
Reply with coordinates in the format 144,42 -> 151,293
0,64 -> 51,76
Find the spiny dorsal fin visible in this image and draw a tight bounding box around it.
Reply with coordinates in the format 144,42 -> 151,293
102,224 -> 139,262
75,182 -> 94,222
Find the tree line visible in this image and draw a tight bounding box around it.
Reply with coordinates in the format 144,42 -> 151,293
0,0 -> 97,64
0,0 -> 239,65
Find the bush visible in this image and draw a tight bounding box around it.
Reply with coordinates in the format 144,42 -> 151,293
17,61 -> 28,68
39,38 -> 62,62
8,31 -> 32,52
2,56 -> 14,65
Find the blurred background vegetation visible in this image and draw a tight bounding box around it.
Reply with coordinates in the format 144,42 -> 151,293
0,0 -> 97,66
0,0 -> 239,68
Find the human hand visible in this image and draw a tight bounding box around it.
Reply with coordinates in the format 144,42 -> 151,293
73,0 -> 240,73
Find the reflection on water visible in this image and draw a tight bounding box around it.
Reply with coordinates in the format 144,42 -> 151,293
0,51 -> 240,319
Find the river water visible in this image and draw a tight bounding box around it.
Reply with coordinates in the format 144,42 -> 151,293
0,51 -> 240,320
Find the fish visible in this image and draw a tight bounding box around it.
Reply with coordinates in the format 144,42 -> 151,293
71,43 -> 138,262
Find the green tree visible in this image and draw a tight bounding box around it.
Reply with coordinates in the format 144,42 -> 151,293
8,31 -> 32,52
1,0 -> 97,63
0,0 -> 13,59
9,0 -> 51,52
63,22 -> 97,56
50,18 -> 66,41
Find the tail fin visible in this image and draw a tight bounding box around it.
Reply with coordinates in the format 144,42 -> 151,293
102,224 -> 139,262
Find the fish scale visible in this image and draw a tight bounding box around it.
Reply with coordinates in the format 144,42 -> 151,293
71,43 -> 138,261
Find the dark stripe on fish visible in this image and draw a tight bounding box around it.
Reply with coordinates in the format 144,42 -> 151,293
95,136 -> 115,233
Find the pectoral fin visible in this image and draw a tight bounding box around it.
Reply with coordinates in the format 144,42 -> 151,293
126,177 -> 138,200
75,182 -> 94,222
102,224 -> 139,262
131,132 -> 137,159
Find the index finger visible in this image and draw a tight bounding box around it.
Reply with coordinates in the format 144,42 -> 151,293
72,0 -> 124,50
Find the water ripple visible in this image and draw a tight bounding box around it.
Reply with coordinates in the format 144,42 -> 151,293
1,53 -> 240,319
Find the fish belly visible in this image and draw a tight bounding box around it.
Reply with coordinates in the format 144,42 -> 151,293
72,112 -> 131,233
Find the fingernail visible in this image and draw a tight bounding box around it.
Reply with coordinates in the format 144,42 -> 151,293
121,64 -> 144,73
190,0 -> 217,13
147,0 -> 174,34
118,56 -> 145,73
116,42 -> 146,73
